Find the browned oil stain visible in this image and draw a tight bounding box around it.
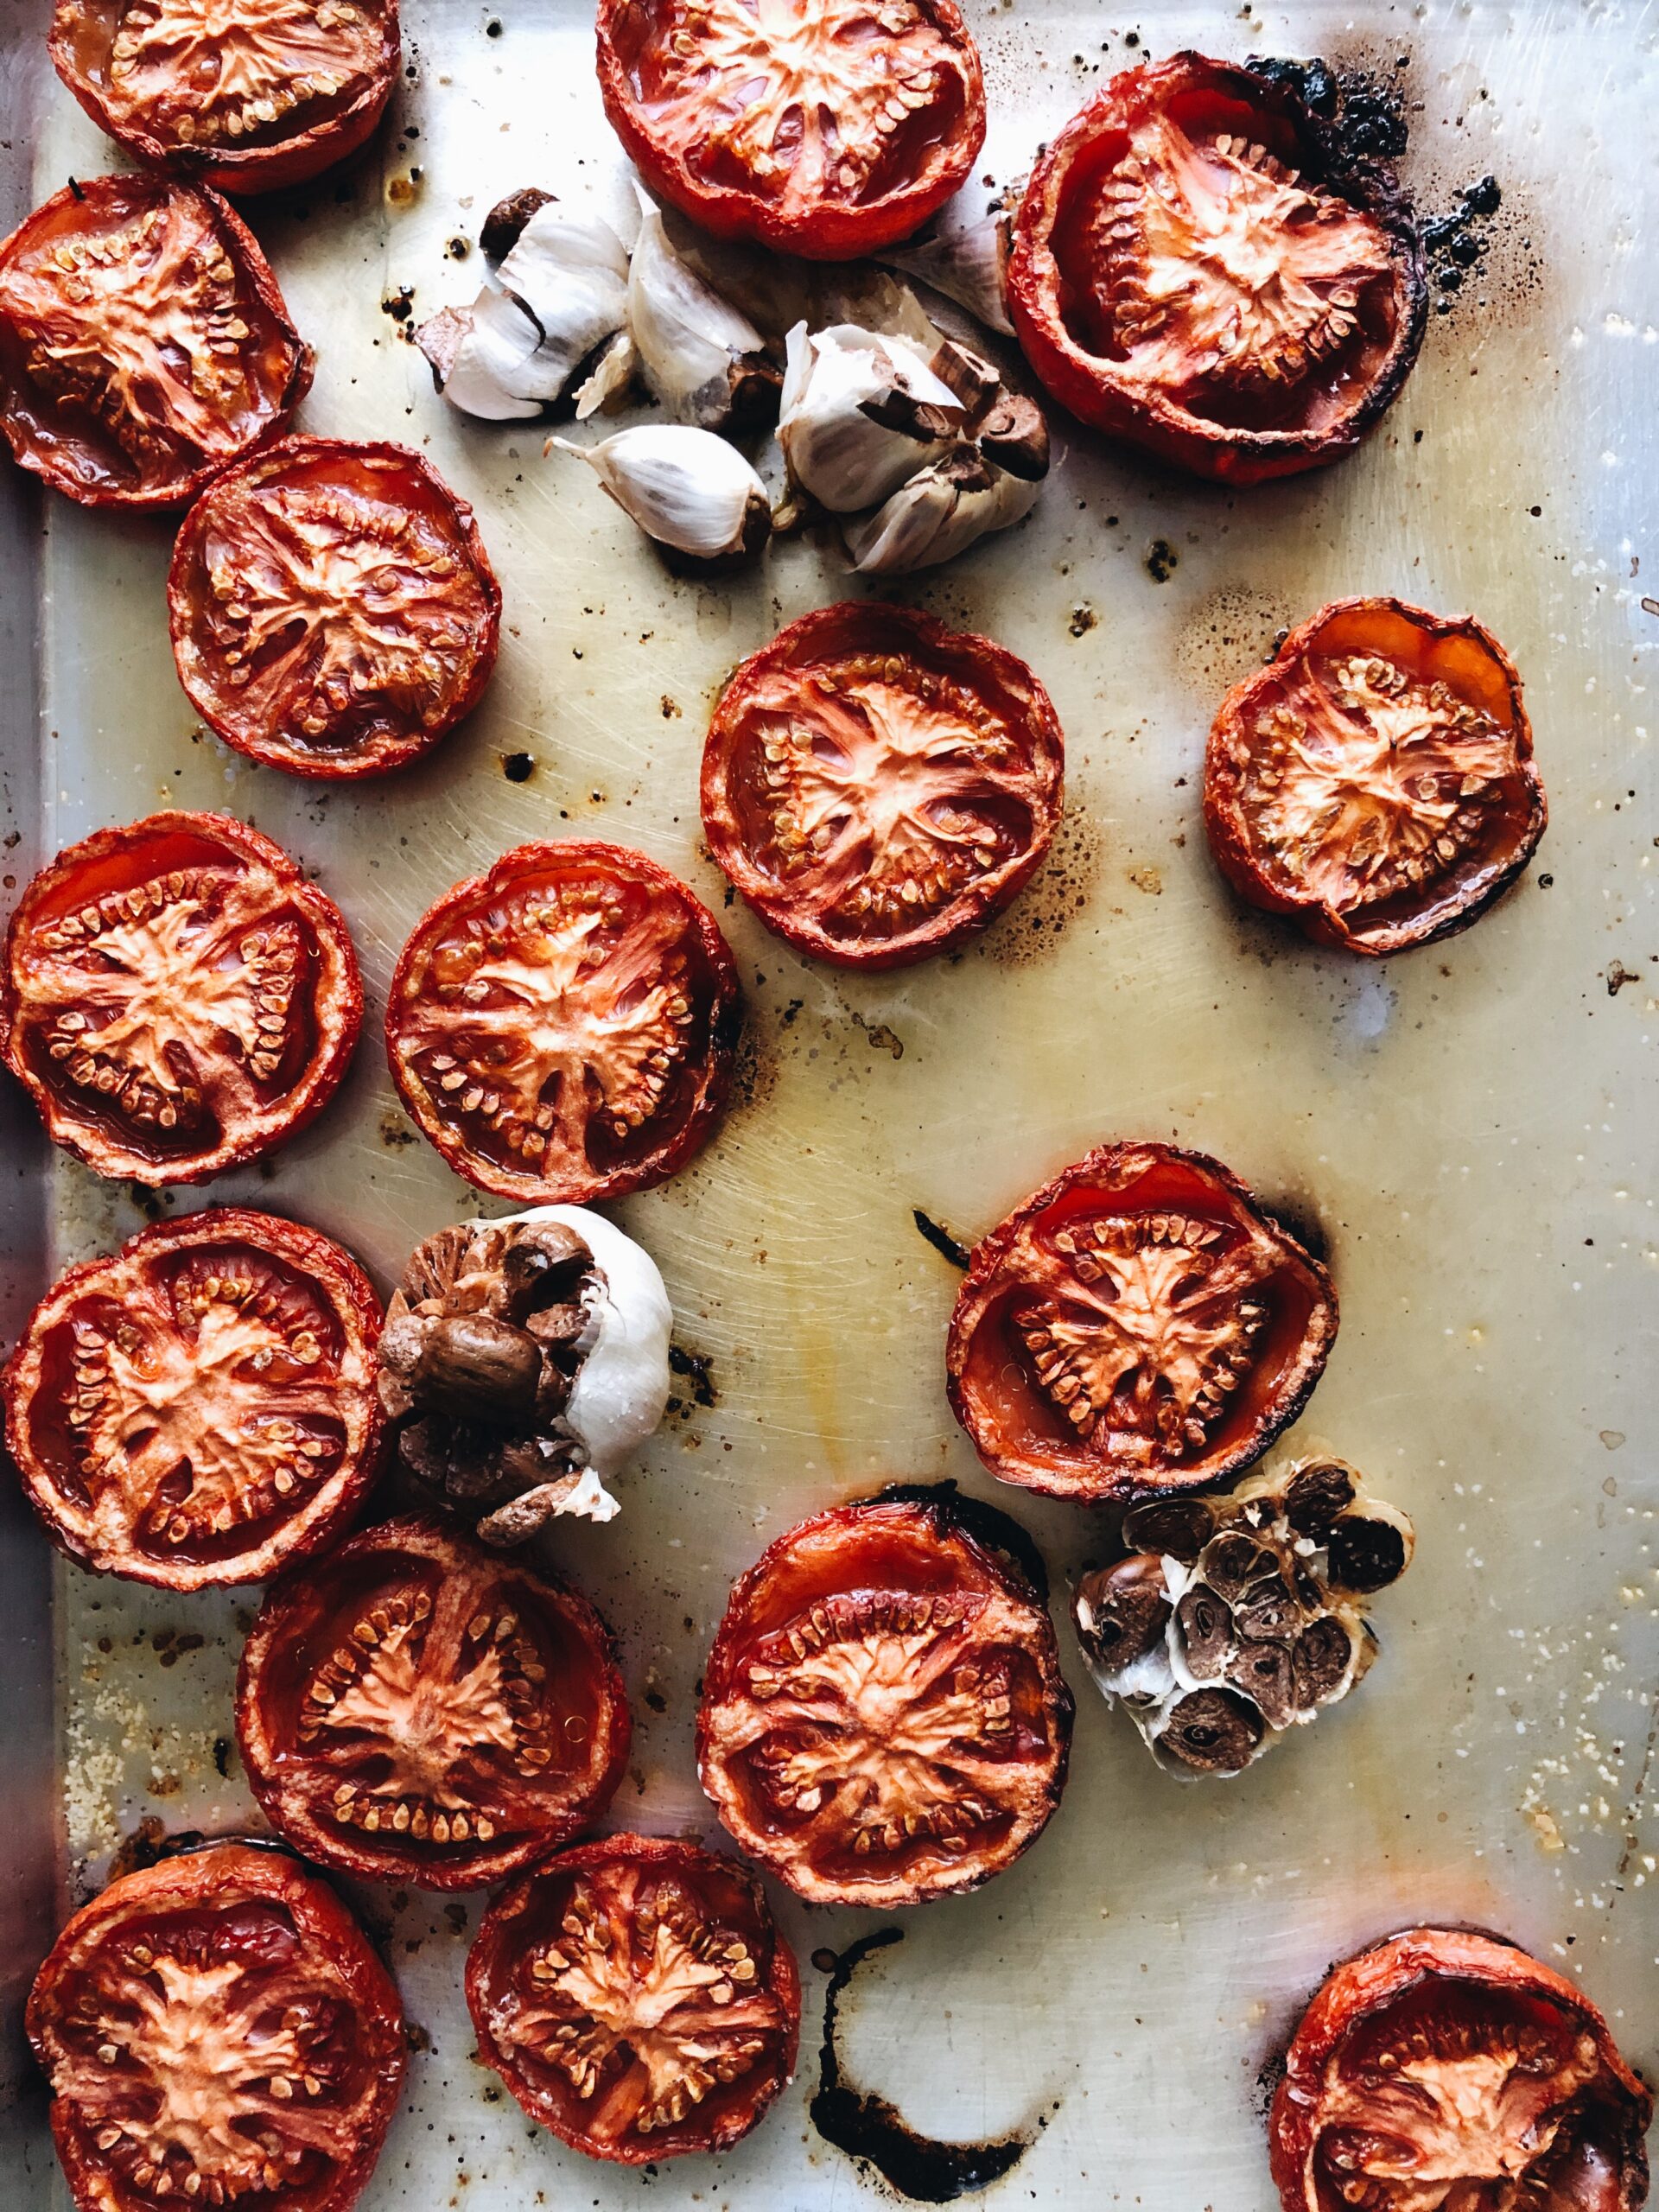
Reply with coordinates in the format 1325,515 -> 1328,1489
809,1930 -> 1033,2202
1174,584 -> 1297,702
977,805 -> 1106,969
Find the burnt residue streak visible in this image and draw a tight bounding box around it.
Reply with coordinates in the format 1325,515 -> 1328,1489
1246,54 -> 1409,160
668,1343 -> 717,1407
1421,175 -> 1503,308
912,1208 -> 969,1271
810,1930 -> 1032,2201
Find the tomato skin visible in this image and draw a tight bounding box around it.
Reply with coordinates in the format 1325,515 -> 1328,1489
945,1141 -> 1338,1505
385,839 -> 742,1207
1,811 -> 362,1185
48,0 -> 400,197
1269,1928 -> 1653,2212
1007,54 -> 1427,485
0,174 -> 311,511
697,1486 -> 1073,1908
236,1512 -> 632,1891
1204,598 -> 1548,956
3,1207 -> 385,1590
594,0 -> 985,260
467,1833 -> 801,2164
168,437 -> 503,781
28,1843 -> 406,2212
700,602 -> 1065,970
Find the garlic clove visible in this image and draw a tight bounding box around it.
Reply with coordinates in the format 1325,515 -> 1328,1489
875,194 -> 1015,336
433,283 -> 558,420
627,207 -> 777,431
842,445 -> 1040,574
777,321 -> 963,513
496,200 -> 632,390
550,426 -> 771,561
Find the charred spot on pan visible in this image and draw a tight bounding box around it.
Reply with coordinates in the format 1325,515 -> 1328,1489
810,1930 -> 1035,2201
1146,538 -> 1179,583
912,1209 -> 970,1270
500,752 -> 535,783
380,285 -> 414,324
668,1344 -> 718,1408
1245,54 -> 1409,164
1421,175 -> 1503,309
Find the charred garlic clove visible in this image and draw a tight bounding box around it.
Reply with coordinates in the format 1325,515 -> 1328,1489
874,192 -> 1016,337
549,427 -> 772,563
628,207 -> 779,432
417,196 -> 631,422
1071,1452 -> 1413,1778
842,445 -> 1041,575
777,321 -> 964,513
378,1206 -> 671,1541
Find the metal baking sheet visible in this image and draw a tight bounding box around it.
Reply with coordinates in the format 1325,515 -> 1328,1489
3,1 -> 1656,2204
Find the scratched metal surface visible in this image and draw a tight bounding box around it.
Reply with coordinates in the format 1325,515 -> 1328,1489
3,0 -> 1657,2205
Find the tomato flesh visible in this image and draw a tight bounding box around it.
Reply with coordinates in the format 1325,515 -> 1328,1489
237,1513 -> 632,1890
385,839 -> 742,1206
1008,54 -> 1426,483
168,437 -> 502,780
596,0 -> 985,259
3,1208 -> 383,1590
697,1487 -> 1072,1907
946,1141 -> 1338,1503
2,812 -> 362,1183
27,1843 -> 405,2212
1270,1929 -> 1653,2212
701,601 -> 1065,969
0,173 -> 310,508
49,0 -> 400,196
467,1833 -> 799,2163
1205,598 -> 1547,955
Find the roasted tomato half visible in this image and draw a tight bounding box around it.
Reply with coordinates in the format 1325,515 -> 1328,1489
946,1142 -> 1338,1504
385,840 -> 742,1206
3,1209 -> 382,1590
1204,598 -> 1548,956
595,0 -> 985,259
168,438 -> 502,781
0,173 -> 311,509
696,1485 -> 1073,1907
700,602 -> 1065,969
467,1833 -> 799,2163
236,1513 -> 632,1891
27,1843 -> 405,2212
1270,1928 -> 1654,2212
2,812 -> 361,1184
1008,54 -> 1427,484
49,0 -> 400,198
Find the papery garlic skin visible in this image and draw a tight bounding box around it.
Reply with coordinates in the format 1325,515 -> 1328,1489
843,448 -> 1040,574
778,321 -> 963,513
493,1205 -> 672,1521
876,195 -> 1015,336
628,208 -> 772,429
550,427 -> 770,561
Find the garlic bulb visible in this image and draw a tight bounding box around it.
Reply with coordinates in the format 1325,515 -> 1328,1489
550,426 -> 771,562
778,321 -> 964,513
628,207 -> 777,430
1071,1455 -> 1414,1778
416,196 -> 630,421
378,1206 -> 672,1541
876,195 -> 1015,336
842,445 -> 1040,574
